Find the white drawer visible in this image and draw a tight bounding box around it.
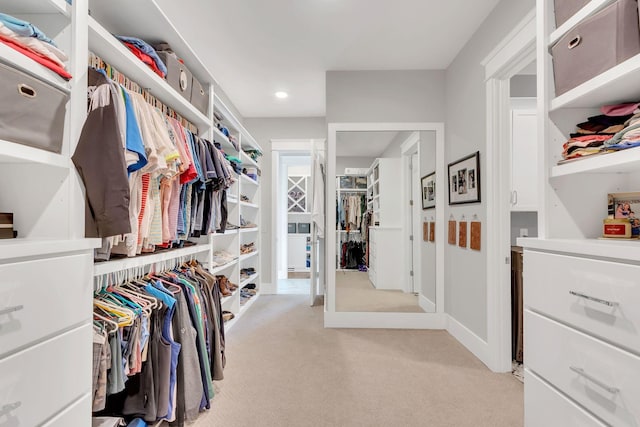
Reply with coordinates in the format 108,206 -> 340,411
42,394 -> 91,427
526,310 -> 640,426
524,250 -> 640,354
525,369 -> 606,427
0,253 -> 93,358
0,324 -> 91,427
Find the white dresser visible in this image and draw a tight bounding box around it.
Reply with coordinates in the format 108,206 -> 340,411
0,242 -> 97,426
368,227 -> 403,290
521,242 -> 640,426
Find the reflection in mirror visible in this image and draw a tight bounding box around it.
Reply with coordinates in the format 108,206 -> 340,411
335,130 -> 437,313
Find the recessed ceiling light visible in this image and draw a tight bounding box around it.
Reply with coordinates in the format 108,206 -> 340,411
275,91 -> 289,99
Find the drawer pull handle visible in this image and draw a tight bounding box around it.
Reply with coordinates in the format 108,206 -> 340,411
0,401 -> 21,415
569,291 -> 618,307
0,305 -> 24,316
568,35 -> 582,50
570,366 -> 619,394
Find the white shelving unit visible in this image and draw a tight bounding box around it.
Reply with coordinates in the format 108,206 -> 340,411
0,1 -> 100,424
0,0 -> 264,423
520,1 -> 640,423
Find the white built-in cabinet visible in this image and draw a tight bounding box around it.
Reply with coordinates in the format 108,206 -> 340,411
288,234 -> 311,272
510,98 -> 538,212
367,158 -> 403,290
0,0 -> 262,423
521,1 -> 640,425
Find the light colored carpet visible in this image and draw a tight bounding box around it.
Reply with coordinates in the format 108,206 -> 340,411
195,295 -> 524,427
336,271 -> 424,313
288,271 -> 311,279
278,278 -> 309,295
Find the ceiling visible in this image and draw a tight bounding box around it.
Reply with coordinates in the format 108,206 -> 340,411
337,131 -> 399,157
156,0 -> 500,118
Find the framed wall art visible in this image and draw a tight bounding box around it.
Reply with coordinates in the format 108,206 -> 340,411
448,151 -> 481,205
421,171 -> 436,210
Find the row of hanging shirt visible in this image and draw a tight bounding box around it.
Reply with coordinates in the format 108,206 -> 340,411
337,193 -> 366,231
73,56 -> 237,261
92,259 -> 226,426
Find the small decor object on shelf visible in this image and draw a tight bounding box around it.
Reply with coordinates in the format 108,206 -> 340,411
459,221 -> 468,248
470,221 -> 481,251
0,212 -> 16,239
606,192 -> 640,238
448,220 -> 456,245
448,151 -> 481,205
421,171 -> 436,210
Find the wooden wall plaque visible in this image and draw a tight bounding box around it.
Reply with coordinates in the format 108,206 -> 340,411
470,221 -> 481,250
459,221 -> 467,248
448,220 -> 456,245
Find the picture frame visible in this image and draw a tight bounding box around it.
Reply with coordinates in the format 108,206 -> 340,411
448,151 -> 481,205
421,172 -> 436,210
607,192 -> 640,237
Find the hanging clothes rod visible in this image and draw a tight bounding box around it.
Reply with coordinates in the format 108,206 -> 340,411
89,52 -> 199,134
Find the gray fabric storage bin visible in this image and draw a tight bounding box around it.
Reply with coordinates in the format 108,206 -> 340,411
190,76 -> 209,115
156,51 -> 192,101
0,62 -> 67,153
551,0 -> 640,96
554,0 -> 590,27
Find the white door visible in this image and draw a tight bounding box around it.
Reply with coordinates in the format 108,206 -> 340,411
511,100 -> 538,211
310,141 -> 326,306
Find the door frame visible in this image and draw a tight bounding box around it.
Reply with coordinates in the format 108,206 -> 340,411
401,132 -> 422,295
270,139 -> 325,298
481,8 -> 536,372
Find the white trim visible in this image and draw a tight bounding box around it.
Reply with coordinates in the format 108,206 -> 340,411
446,314 -> 491,368
401,131 -> 421,155
484,8 -> 536,373
325,311 -> 447,329
260,282 -> 277,295
481,8 -> 536,78
326,122 -> 446,329
419,295 -> 436,313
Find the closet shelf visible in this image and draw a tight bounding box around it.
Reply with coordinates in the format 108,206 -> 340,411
550,52 -> 640,111
240,227 -> 259,233
213,127 -> 238,153
224,293 -> 260,332
240,201 -> 259,209
87,0 -> 214,86
214,94 -> 263,152
548,0 -> 615,46
239,250 -> 259,261
221,289 -> 238,306
227,197 -> 239,204
240,150 -> 260,168
212,229 -> 238,237
93,243 -> 210,276
87,16 -> 211,130
209,259 -> 238,275
550,146 -> 640,177
517,237 -> 640,262
241,174 -> 259,186
241,273 -> 259,287
0,238 -> 100,261
0,139 -> 69,168
0,0 -> 70,17
0,42 -> 71,94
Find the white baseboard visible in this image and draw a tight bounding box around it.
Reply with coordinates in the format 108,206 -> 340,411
324,311 -> 447,329
419,295 -> 436,313
446,314 -> 491,370
260,282 -> 277,295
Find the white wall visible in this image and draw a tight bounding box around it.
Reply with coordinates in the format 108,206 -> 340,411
244,117 -> 327,284
382,131 -> 413,159
336,157 -> 376,175
510,211 -> 538,245
510,75 -> 537,98
326,70 -> 446,123
444,0 -> 535,340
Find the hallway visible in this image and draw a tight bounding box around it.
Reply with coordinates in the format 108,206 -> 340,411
197,295 -> 524,427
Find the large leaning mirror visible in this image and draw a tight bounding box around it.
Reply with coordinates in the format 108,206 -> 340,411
326,123 -> 446,328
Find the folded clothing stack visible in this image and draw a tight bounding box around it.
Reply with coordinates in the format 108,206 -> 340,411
243,149 -> 263,163
0,13 -> 71,80
115,36 -> 167,78
212,250 -> 237,266
560,102 -> 640,163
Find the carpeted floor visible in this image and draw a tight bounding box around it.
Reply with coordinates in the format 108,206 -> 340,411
336,270 -> 424,312
195,295 -> 524,427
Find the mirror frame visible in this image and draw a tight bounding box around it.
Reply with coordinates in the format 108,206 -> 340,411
325,122 -> 446,328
